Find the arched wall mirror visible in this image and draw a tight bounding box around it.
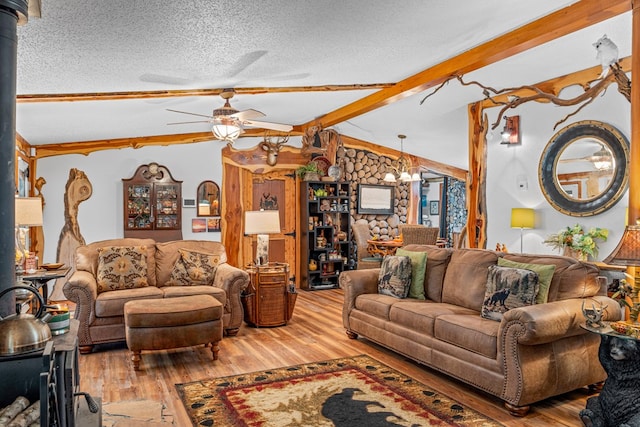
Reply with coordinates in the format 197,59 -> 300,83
197,181 -> 221,217
539,120 -> 629,217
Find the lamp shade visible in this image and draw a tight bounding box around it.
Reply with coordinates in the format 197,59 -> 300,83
15,197 -> 43,226
510,208 -> 534,229
245,210 -> 281,235
604,225 -> 640,266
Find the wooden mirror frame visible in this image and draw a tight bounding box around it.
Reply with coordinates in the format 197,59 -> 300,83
539,120 -> 629,217
196,180 -> 221,217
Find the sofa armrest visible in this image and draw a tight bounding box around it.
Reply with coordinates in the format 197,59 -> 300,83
62,271 -> 99,348
500,295 -> 621,346
339,269 -> 380,330
212,263 -> 249,331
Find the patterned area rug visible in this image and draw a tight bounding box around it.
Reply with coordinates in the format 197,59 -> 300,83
176,354 -> 503,426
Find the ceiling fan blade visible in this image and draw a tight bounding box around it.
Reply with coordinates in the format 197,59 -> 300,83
243,120 -> 293,132
167,120 -> 212,125
232,109 -> 265,121
166,109 -> 213,119
224,50 -> 268,78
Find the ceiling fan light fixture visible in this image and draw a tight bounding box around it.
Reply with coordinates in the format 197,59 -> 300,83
212,116 -> 242,142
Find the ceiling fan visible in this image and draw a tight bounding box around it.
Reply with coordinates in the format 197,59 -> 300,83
167,89 -> 293,143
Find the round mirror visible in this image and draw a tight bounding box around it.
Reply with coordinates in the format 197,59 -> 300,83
197,181 -> 220,217
539,120 -> 629,217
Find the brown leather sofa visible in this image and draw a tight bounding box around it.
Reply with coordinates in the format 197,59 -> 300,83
340,244 -> 620,416
63,238 -> 249,354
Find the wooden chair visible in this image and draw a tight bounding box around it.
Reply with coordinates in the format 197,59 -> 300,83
351,223 -> 383,270
399,224 -> 440,245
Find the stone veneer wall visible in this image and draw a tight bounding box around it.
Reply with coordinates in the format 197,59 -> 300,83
340,147 -> 410,238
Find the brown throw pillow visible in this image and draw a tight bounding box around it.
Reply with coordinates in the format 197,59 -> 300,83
166,248 -> 221,286
96,246 -> 148,293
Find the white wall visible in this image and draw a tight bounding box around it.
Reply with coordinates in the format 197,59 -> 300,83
37,142 -> 226,264
485,86 -> 630,260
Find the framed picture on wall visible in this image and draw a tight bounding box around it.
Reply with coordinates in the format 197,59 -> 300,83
192,218 -> 206,233
207,218 -> 221,232
429,200 -> 439,215
357,184 -> 394,215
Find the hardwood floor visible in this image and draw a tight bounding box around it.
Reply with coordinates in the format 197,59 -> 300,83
77,289 -> 591,426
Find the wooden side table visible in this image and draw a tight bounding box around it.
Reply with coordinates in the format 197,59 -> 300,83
242,263 -> 297,327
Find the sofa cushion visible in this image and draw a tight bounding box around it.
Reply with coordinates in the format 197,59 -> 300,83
402,244 -> 452,302
480,265 -> 539,322
396,248 -> 427,300
378,255 -> 412,298
434,314 -> 499,359
95,287 -> 164,317
441,249 -> 499,311
166,249 -> 221,286
501,253 -> 601,301
75,238 -> 157,287
389,300 -> 476,337
355,294 -> 398,320
96,246 -> 149,293
155,240 -> 228,285
497,257 -> 556,304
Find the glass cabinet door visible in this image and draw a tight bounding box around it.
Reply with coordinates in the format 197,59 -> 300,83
126,184 -> 152,229
155,184 -> 179,229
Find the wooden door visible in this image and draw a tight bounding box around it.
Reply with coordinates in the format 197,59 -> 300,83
241,169 -> 297,272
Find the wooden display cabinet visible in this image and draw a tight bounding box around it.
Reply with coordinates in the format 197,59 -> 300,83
122,163 -> 183,242
298,181 -> 353,290
242,263 -> 297,327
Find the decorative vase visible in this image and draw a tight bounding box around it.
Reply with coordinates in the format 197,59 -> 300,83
563,247 -> 588,262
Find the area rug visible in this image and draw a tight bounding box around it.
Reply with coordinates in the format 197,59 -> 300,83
176,354 -> 504,426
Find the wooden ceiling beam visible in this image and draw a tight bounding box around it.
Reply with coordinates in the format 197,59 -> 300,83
16,83 -> 392,103
32,128 -> 302,159
305,0 -> 630,129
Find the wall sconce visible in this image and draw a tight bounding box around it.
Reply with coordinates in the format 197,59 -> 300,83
501,116 -> 520,145
510,207 -> 534,253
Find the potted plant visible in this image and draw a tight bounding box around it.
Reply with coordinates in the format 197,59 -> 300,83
295,162 -> 324,181
543,224 -> 608,261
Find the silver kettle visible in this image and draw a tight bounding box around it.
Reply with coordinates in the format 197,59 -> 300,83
0,285 -> 53,356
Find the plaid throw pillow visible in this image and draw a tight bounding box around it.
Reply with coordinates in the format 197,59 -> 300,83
96,246 -> 148,293
166,249 -> 221,286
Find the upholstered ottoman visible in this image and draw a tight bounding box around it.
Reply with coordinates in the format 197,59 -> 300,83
124,295 -> 223,370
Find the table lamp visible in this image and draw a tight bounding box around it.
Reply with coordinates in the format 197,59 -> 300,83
245,210 -> 281,265
511,208 -> 534,253
15,197 -> 44,275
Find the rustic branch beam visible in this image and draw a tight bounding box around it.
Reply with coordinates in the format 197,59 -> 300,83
301,0 -> 630,130
421,60 -> 631,131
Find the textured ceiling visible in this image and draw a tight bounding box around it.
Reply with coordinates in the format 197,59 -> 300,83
15,1 -> 632,169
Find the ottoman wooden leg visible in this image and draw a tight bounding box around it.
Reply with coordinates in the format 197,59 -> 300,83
210,341 -> 220,360
131,350 -> 142,370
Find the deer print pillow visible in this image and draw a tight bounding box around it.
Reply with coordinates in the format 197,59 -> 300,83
377,255 -> 412,299
481,265 -> 539,322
